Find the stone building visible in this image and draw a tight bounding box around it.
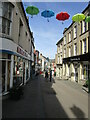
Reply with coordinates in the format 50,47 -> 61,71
0,2 -> 34,94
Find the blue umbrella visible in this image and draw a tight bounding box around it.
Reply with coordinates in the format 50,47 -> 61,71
41,10 -> 55,22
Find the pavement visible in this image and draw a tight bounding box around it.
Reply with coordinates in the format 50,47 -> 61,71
2,74 -> 89,119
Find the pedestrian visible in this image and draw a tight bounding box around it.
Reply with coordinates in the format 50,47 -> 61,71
45,71 -> 48,82
50,70 -> 52,82
45,71 -> 48,78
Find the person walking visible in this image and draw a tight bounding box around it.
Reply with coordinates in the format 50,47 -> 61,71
45,71 -> 48,82
50,70 -> 52,82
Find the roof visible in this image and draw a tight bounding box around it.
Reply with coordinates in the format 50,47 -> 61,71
56,37 -> 63,45
50,59 -> 55,63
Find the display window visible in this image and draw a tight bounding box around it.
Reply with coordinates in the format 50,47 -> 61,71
26,61 -> 29,80
13,56 -> 23,86
1,59 -> 11,93
82,65 -> 88,80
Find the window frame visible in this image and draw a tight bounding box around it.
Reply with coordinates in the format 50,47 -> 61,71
74,26 -> 77,39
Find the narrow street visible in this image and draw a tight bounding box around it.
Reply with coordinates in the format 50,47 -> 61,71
2,74 -> 88,119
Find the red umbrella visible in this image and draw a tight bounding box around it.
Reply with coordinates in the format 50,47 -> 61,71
56,12 -> 70,24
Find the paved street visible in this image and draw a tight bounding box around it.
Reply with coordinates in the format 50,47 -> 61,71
2,74 -> 88,119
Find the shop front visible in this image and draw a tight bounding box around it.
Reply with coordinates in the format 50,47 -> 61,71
63,53 -> 89,83
0,53 -> 11,94
0,40 -> 31,94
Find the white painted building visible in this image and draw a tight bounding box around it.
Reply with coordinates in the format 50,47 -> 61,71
0,2 -> 34,94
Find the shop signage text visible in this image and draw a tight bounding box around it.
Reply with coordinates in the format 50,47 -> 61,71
70,58 -> 80,61
17,47 -> 28,57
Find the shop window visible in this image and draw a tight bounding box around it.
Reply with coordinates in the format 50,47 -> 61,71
26,62 -> 29,80
83,65 -> 88,80
2,61 -> 6,92
13,57 -> 23,86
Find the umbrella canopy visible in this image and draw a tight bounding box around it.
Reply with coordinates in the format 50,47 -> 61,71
72,13 -> 85,22
85,16 -> 90,22
26,6 -> 39,17
41,10 -> 55,22
56,12 -> 70,21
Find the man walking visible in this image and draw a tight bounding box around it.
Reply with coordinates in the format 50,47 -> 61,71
50,70 -> 52,82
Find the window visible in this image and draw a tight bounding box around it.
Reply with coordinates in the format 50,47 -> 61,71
82,21 -> 86,33
60,55 -> 62,63
81,21 -> 82,34
60,44 -> 62,53
1,2 -> 13,35
25,31 -> 27,36
80,41 -> 82,54
83,65 -> 88,80
19,19 -> 23,36
74,26 -> 77,38
74,43 -> 77,56
83,39 -> 86,54
58,46 -> 60,53
64,36 -> 66,45
58,57 -> 59,64
69,47 -> 71,57
69,32 -> 71,42
64,48 -> 66,58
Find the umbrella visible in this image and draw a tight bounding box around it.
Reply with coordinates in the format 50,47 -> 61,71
41,10 -> 55,22
72,13 -> 85,22
26,6 -> 39,18
85,16 -> 90,22
56,12 -> 70,24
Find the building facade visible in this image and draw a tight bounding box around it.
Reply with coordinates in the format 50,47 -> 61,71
0,2 -> 34,94
39,54 -> 49,72
56,38 -> 63,79
56,3 -> 90,85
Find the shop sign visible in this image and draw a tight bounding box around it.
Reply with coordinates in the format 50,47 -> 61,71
70,58 -> 80,61
17,47 -> 28,57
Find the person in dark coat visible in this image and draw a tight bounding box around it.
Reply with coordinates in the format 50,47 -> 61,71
50,70 -> 52,82
45,71 -> 48,78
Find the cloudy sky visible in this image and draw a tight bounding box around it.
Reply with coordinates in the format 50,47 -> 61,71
22,2 -> 88,59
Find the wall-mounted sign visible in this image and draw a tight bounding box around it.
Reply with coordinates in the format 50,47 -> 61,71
63,53 -> 89,63
70,58 -> 80,61
17,47 -> 28,57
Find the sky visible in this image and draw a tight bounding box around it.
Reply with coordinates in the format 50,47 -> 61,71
22,2 -> 89,59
